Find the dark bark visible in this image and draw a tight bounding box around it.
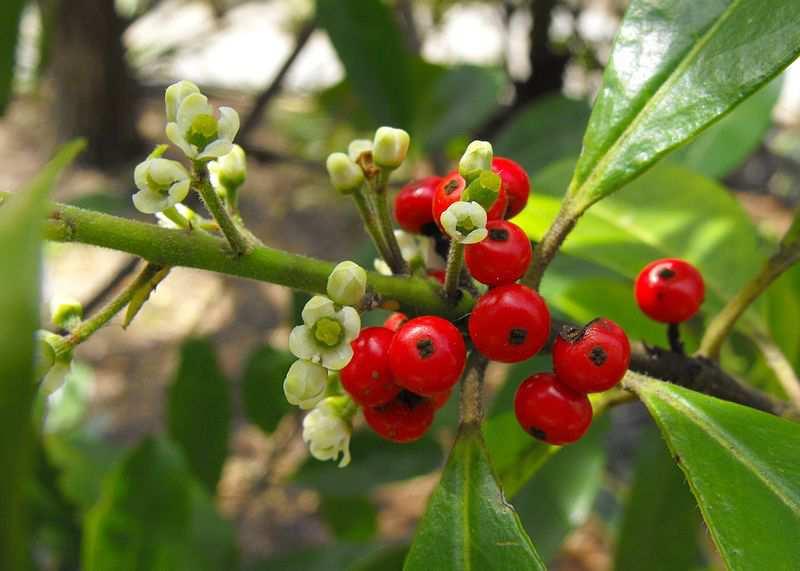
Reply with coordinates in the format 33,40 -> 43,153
51,0 -> 141,166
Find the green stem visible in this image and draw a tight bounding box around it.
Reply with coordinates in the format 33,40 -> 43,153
373,186 -> 409,274
444,241 -> 464,301
22,195 -> 473,320
162,206 -> 191,229
521,196 -> 581,290
59,262 -> 164,355
192,163 -> 251,257
352,187 -> 393,266
459,351 -> 488,426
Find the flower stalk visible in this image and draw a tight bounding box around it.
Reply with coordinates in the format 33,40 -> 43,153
192,162 -> 251,257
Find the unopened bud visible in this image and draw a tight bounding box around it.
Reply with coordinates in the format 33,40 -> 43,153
327,261 -> 367,307
284,359 -> 329,410
326,153 -> 364,194
372,127 -> 410,169
458,140 -> 493,182
50,296 -> 83,331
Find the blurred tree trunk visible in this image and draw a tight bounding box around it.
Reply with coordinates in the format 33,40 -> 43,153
51,0 -> 141,166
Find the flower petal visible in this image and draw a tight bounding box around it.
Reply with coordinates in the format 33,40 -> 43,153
168,179 -> 191,204
289,326 -> 318,361
461,227 -> 488,244
165,80 -> 200,122
321,344 -> 353,371
197,139 -> 233,160
301,295 -> 336,326
337,306 -> 361,341
166,122 -> 197,158
176,92 -> 212,130
132,189 -> 170,214
216,107 -> 240,141
133,160 -> 150,191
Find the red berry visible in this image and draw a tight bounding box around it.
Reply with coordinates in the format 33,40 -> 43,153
553,318 -> 631,393
363,391 -> 435,443
431,171 -> 507,232
340,327 -> 401,407
634,258 -> 705,323
468,284 -> 550,363
429,389 -> 452,410
384,312 -> 409,332
389,316 -> 466,396
394,176 -> 441,235
492,157 -> 530,219
464,220 -> 532,286
514,373 -> 592,445
427,269 -> 446,284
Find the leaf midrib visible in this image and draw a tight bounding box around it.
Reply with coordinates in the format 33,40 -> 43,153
645,382 -> 800,516
573,0 -> 746,200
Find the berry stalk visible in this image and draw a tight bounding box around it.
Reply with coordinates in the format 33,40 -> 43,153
443,241 -> 464,301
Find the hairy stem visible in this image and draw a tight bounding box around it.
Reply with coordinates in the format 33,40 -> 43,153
60,262 -> 164,354
444,241 -> 464,301
522,198 -> 579,290
352,187 -> 393,267
373,185 -> 408,274
192,163 -> 251,256
459,351 -> 489,426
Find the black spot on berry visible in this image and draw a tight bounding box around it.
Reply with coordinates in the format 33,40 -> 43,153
488,228 -> 509,242
528,427 -> 547,441
658,268 -> 676,280
416,338 -> 435,359
398,389 -> 426,408
509,328 -> 527,346
444,179 -> 460,195
589,346 -> 607,366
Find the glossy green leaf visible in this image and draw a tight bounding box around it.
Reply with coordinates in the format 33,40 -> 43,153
667,78 -> 782,179
0,0 -> 24,113
570,0 -> 800,206
613,427 -> 700,571
241,344 -> 295,435
0,141 -> 82,570
294,430 -> 441,497
494,94 -> 591,175
317,0 -> 414,127
167,338 -> 231,493
517,160 -> 768,328
83,438 -> 193,570
630,377 -> 800,570
514,417 -> 609,563
320,495 -> 378,541
404,425 -> 545,571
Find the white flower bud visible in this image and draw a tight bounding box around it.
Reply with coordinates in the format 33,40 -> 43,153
132,158 -> 191,214
208,144 -> 247,191
326,152 -> 364,194
49,295 -> 83,330
440,201 -> 488,244
302,397 -> 352,467
284,360 -> 328,409
327,261 -> 367,307
348,139 -> 373,162
372,127 -> 410,169
458,140 -> 493,181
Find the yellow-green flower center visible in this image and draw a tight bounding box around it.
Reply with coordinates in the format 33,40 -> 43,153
313,317 -> 344,347
456,217 -> 476,236
186,114 -> 219,150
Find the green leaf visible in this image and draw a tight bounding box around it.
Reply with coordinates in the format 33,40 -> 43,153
185,485 -> 238,571
83,438 -> 193,571
0,140 -> 83,570
294,430 -> 441,497
248,543 -> 391,571
320,495 -> 378,541
667,78 -> 782,179
241,344 -> 295,435
317,0 -> 414,127
493,94 -> 591,175
629,376 -> 800,570
404,425 -> 545,571
0,0 -> 24,114
514,417 -> 609,563
517,160 -> 768,331
613,427 -> 700,571
569,0 -> 800,206
167,338 -> 231,494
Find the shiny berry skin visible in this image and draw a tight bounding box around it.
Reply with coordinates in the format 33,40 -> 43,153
389,316 -> 466,396
514,373 -> 592,445
464,220 -> 532,286
429,389 -> 452,410
468,284 -> 550,363
431,171 -> 508,232
634,258 -> 705,323
363,391 -> 435,443
340,327 -> 401,407
553,318 -> 631,393
384,312 -> 409,332
492,157 -> 530,219
394,176 -> 441,235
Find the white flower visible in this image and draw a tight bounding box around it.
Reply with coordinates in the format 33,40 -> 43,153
394,230 -> 420,262
372,127 -> 410,169
374,259 -> 392,276
284,360 -> 328,409
208,144 -> 247,192
327,261 -> 367,307
459,140 -> 493,181
164,81 -> 240,160
347,139 -> 373,162
302,398 -> 352,467
289,296 -> 360,370
326,152 -> 364,193
440,201 -> 488,244
132,158 -> 191,214
49,295 -> 83,330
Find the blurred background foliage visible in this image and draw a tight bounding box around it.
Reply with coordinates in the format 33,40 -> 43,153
1,0 -> 799,569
